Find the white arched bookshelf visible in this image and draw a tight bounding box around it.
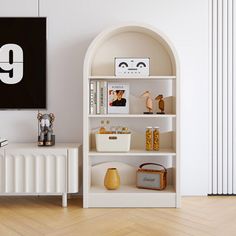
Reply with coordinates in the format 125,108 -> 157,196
83,23 -> 180,208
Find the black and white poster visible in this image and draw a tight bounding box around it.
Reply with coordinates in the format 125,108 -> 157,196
0,17 -> 46,109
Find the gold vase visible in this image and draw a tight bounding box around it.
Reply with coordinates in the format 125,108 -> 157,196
104,168 -> 120,190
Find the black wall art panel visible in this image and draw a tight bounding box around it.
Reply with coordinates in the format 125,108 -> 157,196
0,17 -> 46,109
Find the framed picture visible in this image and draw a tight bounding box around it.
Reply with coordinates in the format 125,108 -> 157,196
0,17 -> 46,109
108,83 -> 129,114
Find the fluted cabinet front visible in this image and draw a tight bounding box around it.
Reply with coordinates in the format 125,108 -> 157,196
0,144 -> 80,207
0,149 -> 67,194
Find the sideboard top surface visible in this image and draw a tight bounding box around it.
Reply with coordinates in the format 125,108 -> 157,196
0,143 -> 81,150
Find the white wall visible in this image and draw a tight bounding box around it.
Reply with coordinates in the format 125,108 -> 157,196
0,0 -> 209,195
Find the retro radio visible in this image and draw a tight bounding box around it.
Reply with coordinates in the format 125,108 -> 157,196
136,163 -> 167,190
115,57 -> 150,77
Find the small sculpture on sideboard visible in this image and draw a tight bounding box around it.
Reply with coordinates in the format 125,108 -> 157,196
141,91 -> 153,114
37,113 -> 55,146
155,94 -> 165,114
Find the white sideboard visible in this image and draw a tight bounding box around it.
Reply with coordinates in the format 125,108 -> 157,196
0,143 -> 81,207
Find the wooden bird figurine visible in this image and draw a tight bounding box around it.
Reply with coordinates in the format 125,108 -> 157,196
141,91 -> 153,114
155,94 -> 165,114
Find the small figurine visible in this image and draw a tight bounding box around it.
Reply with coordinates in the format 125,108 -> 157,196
37,113 -> 55,146
141,91 -> 153,114
155,94 -> 165,114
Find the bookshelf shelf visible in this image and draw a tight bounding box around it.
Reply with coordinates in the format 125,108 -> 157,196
89,148 -> 176,156
83,23 -> 180,208
89,76 -> 176,80
88,185 -> 176,207
88,114 -> 176,118
90,184 -> 175,194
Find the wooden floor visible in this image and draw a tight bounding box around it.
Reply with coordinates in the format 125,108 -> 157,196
0,196 -> 235,236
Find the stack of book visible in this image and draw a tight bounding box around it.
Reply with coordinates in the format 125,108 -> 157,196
90,81 -> 108,115
90,80 -> 129,115
0,138 -> 8,147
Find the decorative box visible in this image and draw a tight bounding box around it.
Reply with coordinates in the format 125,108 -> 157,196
136,163 -> 167,190
95,133 -> 131,152
115,57 -> 150,77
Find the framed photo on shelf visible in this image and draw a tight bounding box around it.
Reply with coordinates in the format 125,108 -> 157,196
108,83 -> 129,114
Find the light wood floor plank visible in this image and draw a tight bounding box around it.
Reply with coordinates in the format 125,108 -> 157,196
0,196 -> 235,236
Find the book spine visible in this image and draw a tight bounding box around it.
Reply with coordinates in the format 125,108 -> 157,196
100,81 -> 108,114
103,81 -> 107,114
96,81 -> 100,114
100,81 -> 107,114
100,81 -> 104,114
90,81 -> 96,115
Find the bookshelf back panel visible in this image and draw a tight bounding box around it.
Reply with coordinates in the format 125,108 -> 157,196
91,31 -> 175,76
90,117 -> 174,132
90,131 -> 175,150
89,158 -> 174,187
89,117 -> 175,150
89,80 -> 176,115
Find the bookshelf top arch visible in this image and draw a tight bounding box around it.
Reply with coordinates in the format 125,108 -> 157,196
84,23 -> 179,77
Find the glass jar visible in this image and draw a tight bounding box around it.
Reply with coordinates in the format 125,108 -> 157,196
153,127 -> 160,151
145,127 -> 152,151
121,127 -> 130,134
99,120 -> 106,134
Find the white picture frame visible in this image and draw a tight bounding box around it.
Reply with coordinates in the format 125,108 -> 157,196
107,83 -> 129,114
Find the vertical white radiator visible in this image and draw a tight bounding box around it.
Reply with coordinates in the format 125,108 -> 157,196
209,0 -> 236,194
